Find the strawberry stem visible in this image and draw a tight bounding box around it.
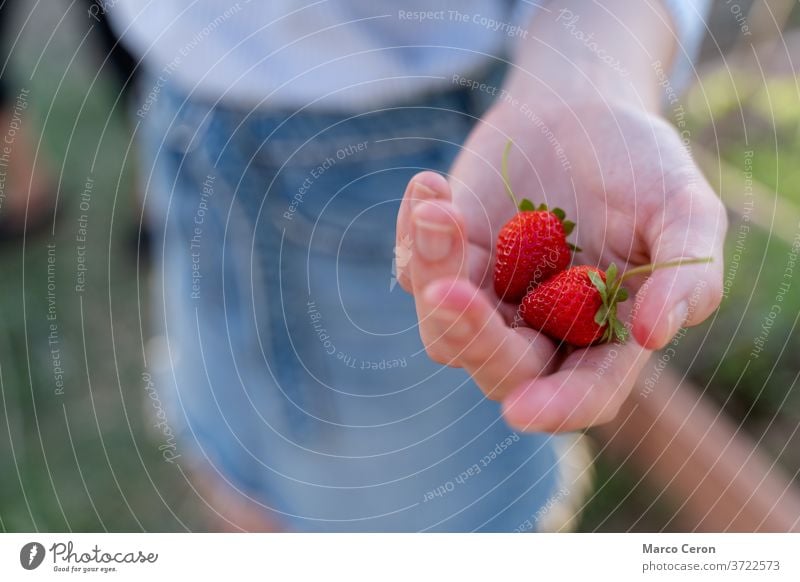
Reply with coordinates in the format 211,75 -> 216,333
591,257 -> 713,344
618,257 -> 713,284
501,140 -> 520,210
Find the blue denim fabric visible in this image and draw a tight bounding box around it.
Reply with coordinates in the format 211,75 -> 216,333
138,74 -> 567,531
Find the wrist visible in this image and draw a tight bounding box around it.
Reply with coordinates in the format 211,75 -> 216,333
501,61 -> 657,114
505,0 -> 678,113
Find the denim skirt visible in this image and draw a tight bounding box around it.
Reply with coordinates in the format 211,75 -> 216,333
136,73 -> 576,531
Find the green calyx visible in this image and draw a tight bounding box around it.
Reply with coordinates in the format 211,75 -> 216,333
588,257 -> 715,344
501,140 -> 580,251
588,263 -> 629,344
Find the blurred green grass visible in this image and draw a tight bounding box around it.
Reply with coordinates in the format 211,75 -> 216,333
0,4 -> 204,531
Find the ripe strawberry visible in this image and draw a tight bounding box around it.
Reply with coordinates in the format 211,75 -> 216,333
520,264 -> 629,347
521,258 -> 713,347
494,203 -> 575,301
493,142 -> 578,302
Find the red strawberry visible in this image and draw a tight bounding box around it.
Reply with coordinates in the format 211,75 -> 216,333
493,141 -> 578,302
494,204 -> 575,301
520,264 -> 628,347
521,258 -> 713,347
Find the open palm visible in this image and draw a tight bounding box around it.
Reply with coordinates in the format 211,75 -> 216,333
396,99 -> 726,432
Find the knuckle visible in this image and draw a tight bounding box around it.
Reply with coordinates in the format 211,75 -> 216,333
457,346 -> 488,370
482,386 -> 505,402
424,344 -> 458,367
478,378 -> 514,402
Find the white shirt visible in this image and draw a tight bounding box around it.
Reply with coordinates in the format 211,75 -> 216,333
107,0 -> 709,111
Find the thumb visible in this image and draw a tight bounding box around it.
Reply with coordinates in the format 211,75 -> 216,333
632,179 -> 728,350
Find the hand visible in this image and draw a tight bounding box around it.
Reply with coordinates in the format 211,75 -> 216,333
395,98 -> 727,433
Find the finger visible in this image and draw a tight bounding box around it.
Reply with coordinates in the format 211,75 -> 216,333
408,194 -> 472,361
501,338 -> 652,433
406,187 -> 498,291
410,199 -> 469,285
421,278 -> 557,400
395,172 -> 451,293
633,178 -> 727,350
437,239 -> 519,322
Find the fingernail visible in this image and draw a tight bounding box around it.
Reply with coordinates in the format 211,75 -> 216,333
668,300 -> 689,333
414,203 -> 453,262
410,181 -> 441,209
